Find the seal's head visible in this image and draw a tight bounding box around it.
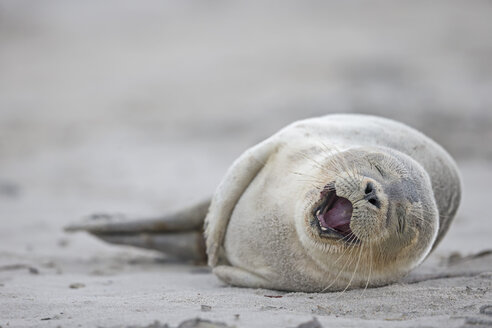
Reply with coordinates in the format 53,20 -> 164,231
296,146 -> 439,291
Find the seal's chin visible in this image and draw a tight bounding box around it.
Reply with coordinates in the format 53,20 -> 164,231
313,188 -> 358,243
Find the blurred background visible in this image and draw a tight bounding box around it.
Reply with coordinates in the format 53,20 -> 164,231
1,0 -> 492,271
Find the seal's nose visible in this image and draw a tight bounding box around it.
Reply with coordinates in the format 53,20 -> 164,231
364,181 -> 381,208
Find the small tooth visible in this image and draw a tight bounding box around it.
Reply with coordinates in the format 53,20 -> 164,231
316,210 -> 321,216
320,227 -> 328,231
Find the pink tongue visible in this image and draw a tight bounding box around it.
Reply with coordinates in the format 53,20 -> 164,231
319,197 -> 353,234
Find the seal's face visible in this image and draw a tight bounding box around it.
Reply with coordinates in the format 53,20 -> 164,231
297,147 -> 438,291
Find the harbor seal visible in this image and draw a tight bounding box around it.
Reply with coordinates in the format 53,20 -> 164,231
66,114 -> 461,292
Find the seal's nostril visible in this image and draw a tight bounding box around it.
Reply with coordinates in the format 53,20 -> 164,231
364,182 -> 380,208
367,195 -> 381,208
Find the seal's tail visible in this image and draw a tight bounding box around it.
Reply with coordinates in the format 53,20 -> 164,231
64,200 -> 210,263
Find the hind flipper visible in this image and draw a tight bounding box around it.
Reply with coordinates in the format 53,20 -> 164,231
96,231 -> 206,262
65,200 -> 209,234
65,200 -> 210,262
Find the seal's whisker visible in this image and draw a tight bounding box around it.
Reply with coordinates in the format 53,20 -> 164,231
319,141 -> 342,161
318,142 -> 349,178
412,216 -> 436,225
336,240 -> 364,298
339,232 -> 357,244
413,210 -> 440,218
359,242 -> 373,299
294,152 -> 336,181
374,240 -> 386,267
321,235 -> 359,292
324,148 -> 347,176
329,240 -> 353,270
331,235 -> 358,266
335,153 -> 353,179
295,151 -> 331,173
409,214 -> 438,228
318,140 -> 338,154
290,171 -> 326,185
321,254 -> 352,292
290,170 -> 334,184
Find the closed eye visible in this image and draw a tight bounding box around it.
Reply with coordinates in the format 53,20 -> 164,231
374,164 -> 384,177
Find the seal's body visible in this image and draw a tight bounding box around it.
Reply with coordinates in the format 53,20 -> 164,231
205,115 -> 460,291
67,114 -> 461,292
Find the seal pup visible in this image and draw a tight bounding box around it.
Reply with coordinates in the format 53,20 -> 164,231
66,114 -> 461,292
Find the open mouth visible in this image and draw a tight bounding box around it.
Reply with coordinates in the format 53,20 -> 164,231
312,185 -> 358,243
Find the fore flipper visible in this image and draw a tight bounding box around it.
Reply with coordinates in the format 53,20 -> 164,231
65,200 -> 210,262
205,136 -> 278,266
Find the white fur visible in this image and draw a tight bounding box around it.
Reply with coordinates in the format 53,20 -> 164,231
204,114 -> 461,292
